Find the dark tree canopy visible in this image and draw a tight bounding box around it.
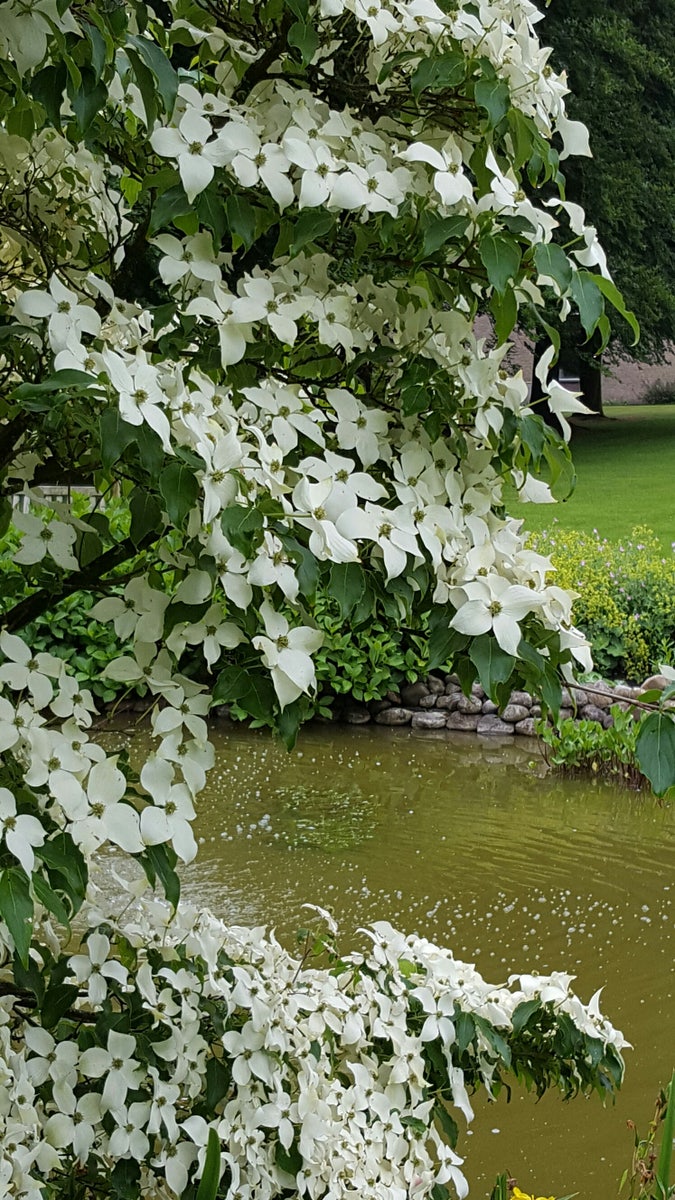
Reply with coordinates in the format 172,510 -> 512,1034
542,0 -> 675,397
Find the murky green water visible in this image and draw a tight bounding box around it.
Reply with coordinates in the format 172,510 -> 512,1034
130,721 -> 675,1198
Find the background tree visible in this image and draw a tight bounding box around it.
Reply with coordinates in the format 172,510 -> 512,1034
540,0 -> 675,412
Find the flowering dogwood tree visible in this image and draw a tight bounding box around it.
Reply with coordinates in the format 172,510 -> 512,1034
0,0 -> 637,1197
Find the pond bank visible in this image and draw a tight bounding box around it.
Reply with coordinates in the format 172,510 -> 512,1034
209,672 -> 666,737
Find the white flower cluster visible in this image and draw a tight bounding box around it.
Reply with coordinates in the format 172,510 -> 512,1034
0,0 -> 629,1194
0,895 -> 628,1199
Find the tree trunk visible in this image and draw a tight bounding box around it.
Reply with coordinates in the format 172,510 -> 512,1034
578,354 -> 604,415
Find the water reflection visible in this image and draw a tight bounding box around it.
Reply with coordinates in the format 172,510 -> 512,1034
117,721 -> 675,1198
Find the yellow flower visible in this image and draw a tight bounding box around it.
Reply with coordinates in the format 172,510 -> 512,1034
511,1189 -> 555,1200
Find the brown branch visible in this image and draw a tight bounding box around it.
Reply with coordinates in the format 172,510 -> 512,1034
3,532 -> 155,634
232,13 -> 293,102
0,981 -> 99,1022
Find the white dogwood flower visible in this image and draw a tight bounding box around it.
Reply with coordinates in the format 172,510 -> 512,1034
253,601 -> 323,708
0,786 -> 45,874
14,276 -> 101,352
13,510 -> 79,570
151,108 -> 229,201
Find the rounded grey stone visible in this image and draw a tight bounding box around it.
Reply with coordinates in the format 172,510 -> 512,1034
344,708 -> 371,724
374,707 -> 413,726
643,674 -> 670,691
457,694 -> 482,715
515,717 -> 539,737
436,694 -> 459,710
419,694 -> 438,709
446,712 -> 480,731
400,682 -> 430,706
501,703 -> 530,723
477,715 -> 514,735
411,711 -> 448,730
581,704 -> 608,724
426,675 -> 445,694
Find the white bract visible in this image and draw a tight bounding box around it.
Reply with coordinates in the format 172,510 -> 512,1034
0,0 -> 632,1196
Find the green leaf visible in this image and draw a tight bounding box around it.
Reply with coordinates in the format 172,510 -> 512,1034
195,1127 -> 222,1200
129,487 -> 163,547
287,21 -> 319,66
456,1011 -> 474,1053
421,215 -> 469,259
411,51 -> 465,97
149,183 -> 191,235
329,562 -> 366,620
225,194 -> 256,249
533,242 -> 573,293
283,0 -> 309,16
277,700 -> 305,752
142,843 -> 180,909
275,1139 -> 303,1177
31,63 -> 67,128
656,1070 -> 675,1195
110,1158 -> 141,1200
32,872 -> 71,927
570,271 -> 605,339
205,1057 -> 231,1111
235,673 -> 277,723
636,712 -> 675,796
70,69 -> 107,134
433,1101 -> 459,1149
469,635 -> 515,700
36,835 -> 88,911
12,369 -> 97,400
41,983 -> 80,1029
592,275 -> 640,345
543,439 -> 576,501
0,868 -> 33,967
197,185 -> 227,244
212,665 -> 275,722
519,413 -> 546,461
428,611 -> 468,671
86,24 -> 109,80
136,424 -> 165,479
490,287 -> 517,345
511,997 -> 541,1034
475,77 -> 510,127
290,210 -> 336,255
479,234 -> 521,295
220,504 -> 263,554
98,410 -> 136,470
159,462 -> 198,525
125,46 -> 158,128
127,35 -> 178,117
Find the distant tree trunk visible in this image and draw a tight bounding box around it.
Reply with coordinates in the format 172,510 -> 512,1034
578,354 -> 604,415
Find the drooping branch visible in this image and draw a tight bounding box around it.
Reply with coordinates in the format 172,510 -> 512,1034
2,532 -> 155,634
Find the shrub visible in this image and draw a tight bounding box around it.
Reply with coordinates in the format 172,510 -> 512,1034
530,526 -> 675,681
537,704 -> 645,787
641,381 -> 675,406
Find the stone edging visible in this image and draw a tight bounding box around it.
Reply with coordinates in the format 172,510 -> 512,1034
335,673 -> 671,736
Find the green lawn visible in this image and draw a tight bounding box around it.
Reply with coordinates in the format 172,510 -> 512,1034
508,404 -> 675,549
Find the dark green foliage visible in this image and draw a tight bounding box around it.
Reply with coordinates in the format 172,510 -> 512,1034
542,0 -> 675,366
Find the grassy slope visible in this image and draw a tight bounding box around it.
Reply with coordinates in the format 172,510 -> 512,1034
508,404 -> 675,548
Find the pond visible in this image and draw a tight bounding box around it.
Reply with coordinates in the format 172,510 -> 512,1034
135,721 -> 675,1199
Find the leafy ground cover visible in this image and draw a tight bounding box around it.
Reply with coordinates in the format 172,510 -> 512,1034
528,526 -> 675,680
509,405 -> 675,548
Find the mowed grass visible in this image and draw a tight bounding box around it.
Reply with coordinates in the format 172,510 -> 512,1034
508,404 -> 675,549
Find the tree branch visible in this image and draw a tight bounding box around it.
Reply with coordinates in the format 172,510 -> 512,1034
3,533 -> 154,634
